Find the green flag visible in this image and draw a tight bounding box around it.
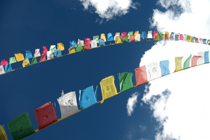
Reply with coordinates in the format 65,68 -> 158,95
123,35 -> 128,43
127,31 -> 133,39
207,39 -> 210,45
31,56 -> 38,64
184,34 -> 188,41
119,72 -> 134,92
76,43 -> 83,52
159,32 -> 164,40
183,54 -> 192,69
191,36 -> 195,43
93,35 -> 99,43
8,112 -> 34,140
9,57 -> 17,64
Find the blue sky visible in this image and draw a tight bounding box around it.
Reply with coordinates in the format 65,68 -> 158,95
1,0 -> 210,140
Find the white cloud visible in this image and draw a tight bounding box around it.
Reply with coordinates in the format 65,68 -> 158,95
127,92 -> 139,116
79,0 -> 139,20
141,0 -> 210,139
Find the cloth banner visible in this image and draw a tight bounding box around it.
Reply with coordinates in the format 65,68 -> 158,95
191,56 -> 200,67
160,60 -> 170,76
175,57 -> 183,72
147,62 -> 161,81
183,54 -> 192,69
119,72 -> 134,92
135,65 -> 148,86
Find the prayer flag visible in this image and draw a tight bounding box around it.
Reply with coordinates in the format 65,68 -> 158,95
77,39 -> 84,46
153,31 -> 158,38
134,31 -> 139,38
160,60 -> 170,76
101,33 -> 106,42
179,34 -> 184,40
84,42 -> 91,50
57,43 -> 65,51
135,65 -> 147,86
9,57 -> 16,64
22,59 -> 30,67
191,36 -> 195,43
135,34 -> 141,41
76,43 -> 83,52
147,31 -> 152,39
34,49 -> 41,57
85,38 -> 91,45
42,46 -> 48,56
91,40 -> 98,48
128,31 -> 133,39
129,35 -> 135,42
165,31 -> 169,40
8,112 -> 34,140
191,56 -> 200,67
79,85 -> 97,109
175,57 -> 183,72
1,60 -> 8,66
47,51 -> 54,60
4,64 -> 12,72
15,53 -> 24,62
54,49 -> 62,57
170,32 -> 175,41
107,33 -> 114,41
25,51 -> 33,59
69,40 -> 77,48
184,34 -> 188,41
147,62 -> 161,81
141,31 -> 147,41
195,37 -> 199,43
57,90 -> 79,118
197,51 -> 204,65
39,54 -> 46,62
93,35 -> 99,43
115,36 -> 122,44
68,47 -> 76,54
99,39 -> 105,46
119,72 -> 134,92
31,56 -> 38,64
114,32 -> 120,41
207,39 -> 210,45
175,33 -> 180,41
198,38 -> 203,44
183,54 -> 192,69
100,75 -> 117,103
204,51 -> 209,63
154,32 -> 159,40
50,45 -> 56,52
34,102 -> 58,130
0,125 -> 8,140
187,35 -> 192,42
121,32 -> 127,40
123,35 -> 128,43
159,32 -> 164,40
203,39 -> 207,44
0,65 -> 5,74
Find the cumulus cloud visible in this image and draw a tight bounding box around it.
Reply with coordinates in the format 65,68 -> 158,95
79,0 -> 139,20
126,92 -> 139,116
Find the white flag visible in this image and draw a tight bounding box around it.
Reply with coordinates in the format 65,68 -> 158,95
197,51 -> 204,65
135,34 -> 141,41
47,51 -> 54,60
147,62 -> 161,81
57,91 -> 79,118
147,31 -> 152,38
34,49 -> 41,57
91,40 -> 97,48
0,65 -> 5,75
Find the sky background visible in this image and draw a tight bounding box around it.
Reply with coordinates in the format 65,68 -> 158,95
0,0 -> 210,140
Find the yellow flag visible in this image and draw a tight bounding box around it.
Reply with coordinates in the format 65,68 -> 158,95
134,31 -> 139,38
175,57 -> 183,72
22,58 -> 30,67
68,47 -> 76,54
101,33 -> 106,42
100,75 -> 117,103
0,125 -> 8,140
187,35 -> 192,42
165,31 -> 169,40
115,36 -> 122,44
14,53 -> 25,62
57,43 -> 65,51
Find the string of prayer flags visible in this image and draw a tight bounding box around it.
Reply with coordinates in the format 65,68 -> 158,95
128,31 -> 133,39
183,54 -> 192,69
114,32 -> 120,41
91,40 -> 98,48
15,53 -> 24,62
123,35 -> 128,43
76,43 -> 83,52
42,46 -> 48,56
101,33 -> 106,42
31,56 -> 38,64
34,102 -> 58,130
57,91 -> 79,118
107,33 -> 114,41
204,51 -> 209,63
147,62 -> 161,81
1,60 -> 8,66
197,51 -> 204,65
47,51 -> 54,60
8,112 -> 34,140
100,75 -> 117,103
191,56 -> 200,67
68,47 -> 76,54
54,49 -> 62,57
93,35 -> 99,43
34,49 -> 41,57
70,41 -> 77,48
170,32 -> 175,41
0,125 -> 8,140
175,57 -> 183,72
175,33 -> 180,41
9,57 -> 16,64
84,42 -> 91,50
50,45 -> 56,53
129,35 -> 135,42
159,32 -> 164,40
57,43 -> 65,51
135,65 -> 147,86
118,72 -> 134,92
22,59 -> 30,67
85,38 -> 91,45
4,64 -> 12,72
135,33 -> 141,41
0,65 -> 5,74
165,31 -> 169,40
147,31 -> 152,39
25,51 -> 33,59
121,32 -> 127,40
79,85 -> 97,109
39,54 -> 46,62
99,39 -> 105,46
115,36 -> 122,44
159,60 -> 170,76
141,31 -> 147,41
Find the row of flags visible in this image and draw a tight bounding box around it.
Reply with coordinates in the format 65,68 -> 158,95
1,50 -> 209,140
1,31 -> 210,76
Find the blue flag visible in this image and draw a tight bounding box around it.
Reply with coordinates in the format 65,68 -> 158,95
4,64 -> 13,72
141,31 -> 147,41
107,33 -> 114,41
99,39 -> 105,46
160,60 -> 170,76
79,85 -> 97,109
25,50 -> 33,59
69,40 -> 77,48
54,49 -> 62,57
204,51 -> 209,63
203,39 -> 207,44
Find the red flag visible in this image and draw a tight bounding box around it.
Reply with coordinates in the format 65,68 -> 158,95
39,54 -> 46,62
121,32 -> 127,40
34,102 -> 58,130
135,65 -> 148,86
195,38 -> 198,43
1,60 -> 8,66
85,38 -> 91,45
191,56 -> 200,67
129,35 -> 135,42
153,31 -> 158,38
83,42 -> 91,50
179,34 -> 184,40
42,46 -> 48,56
